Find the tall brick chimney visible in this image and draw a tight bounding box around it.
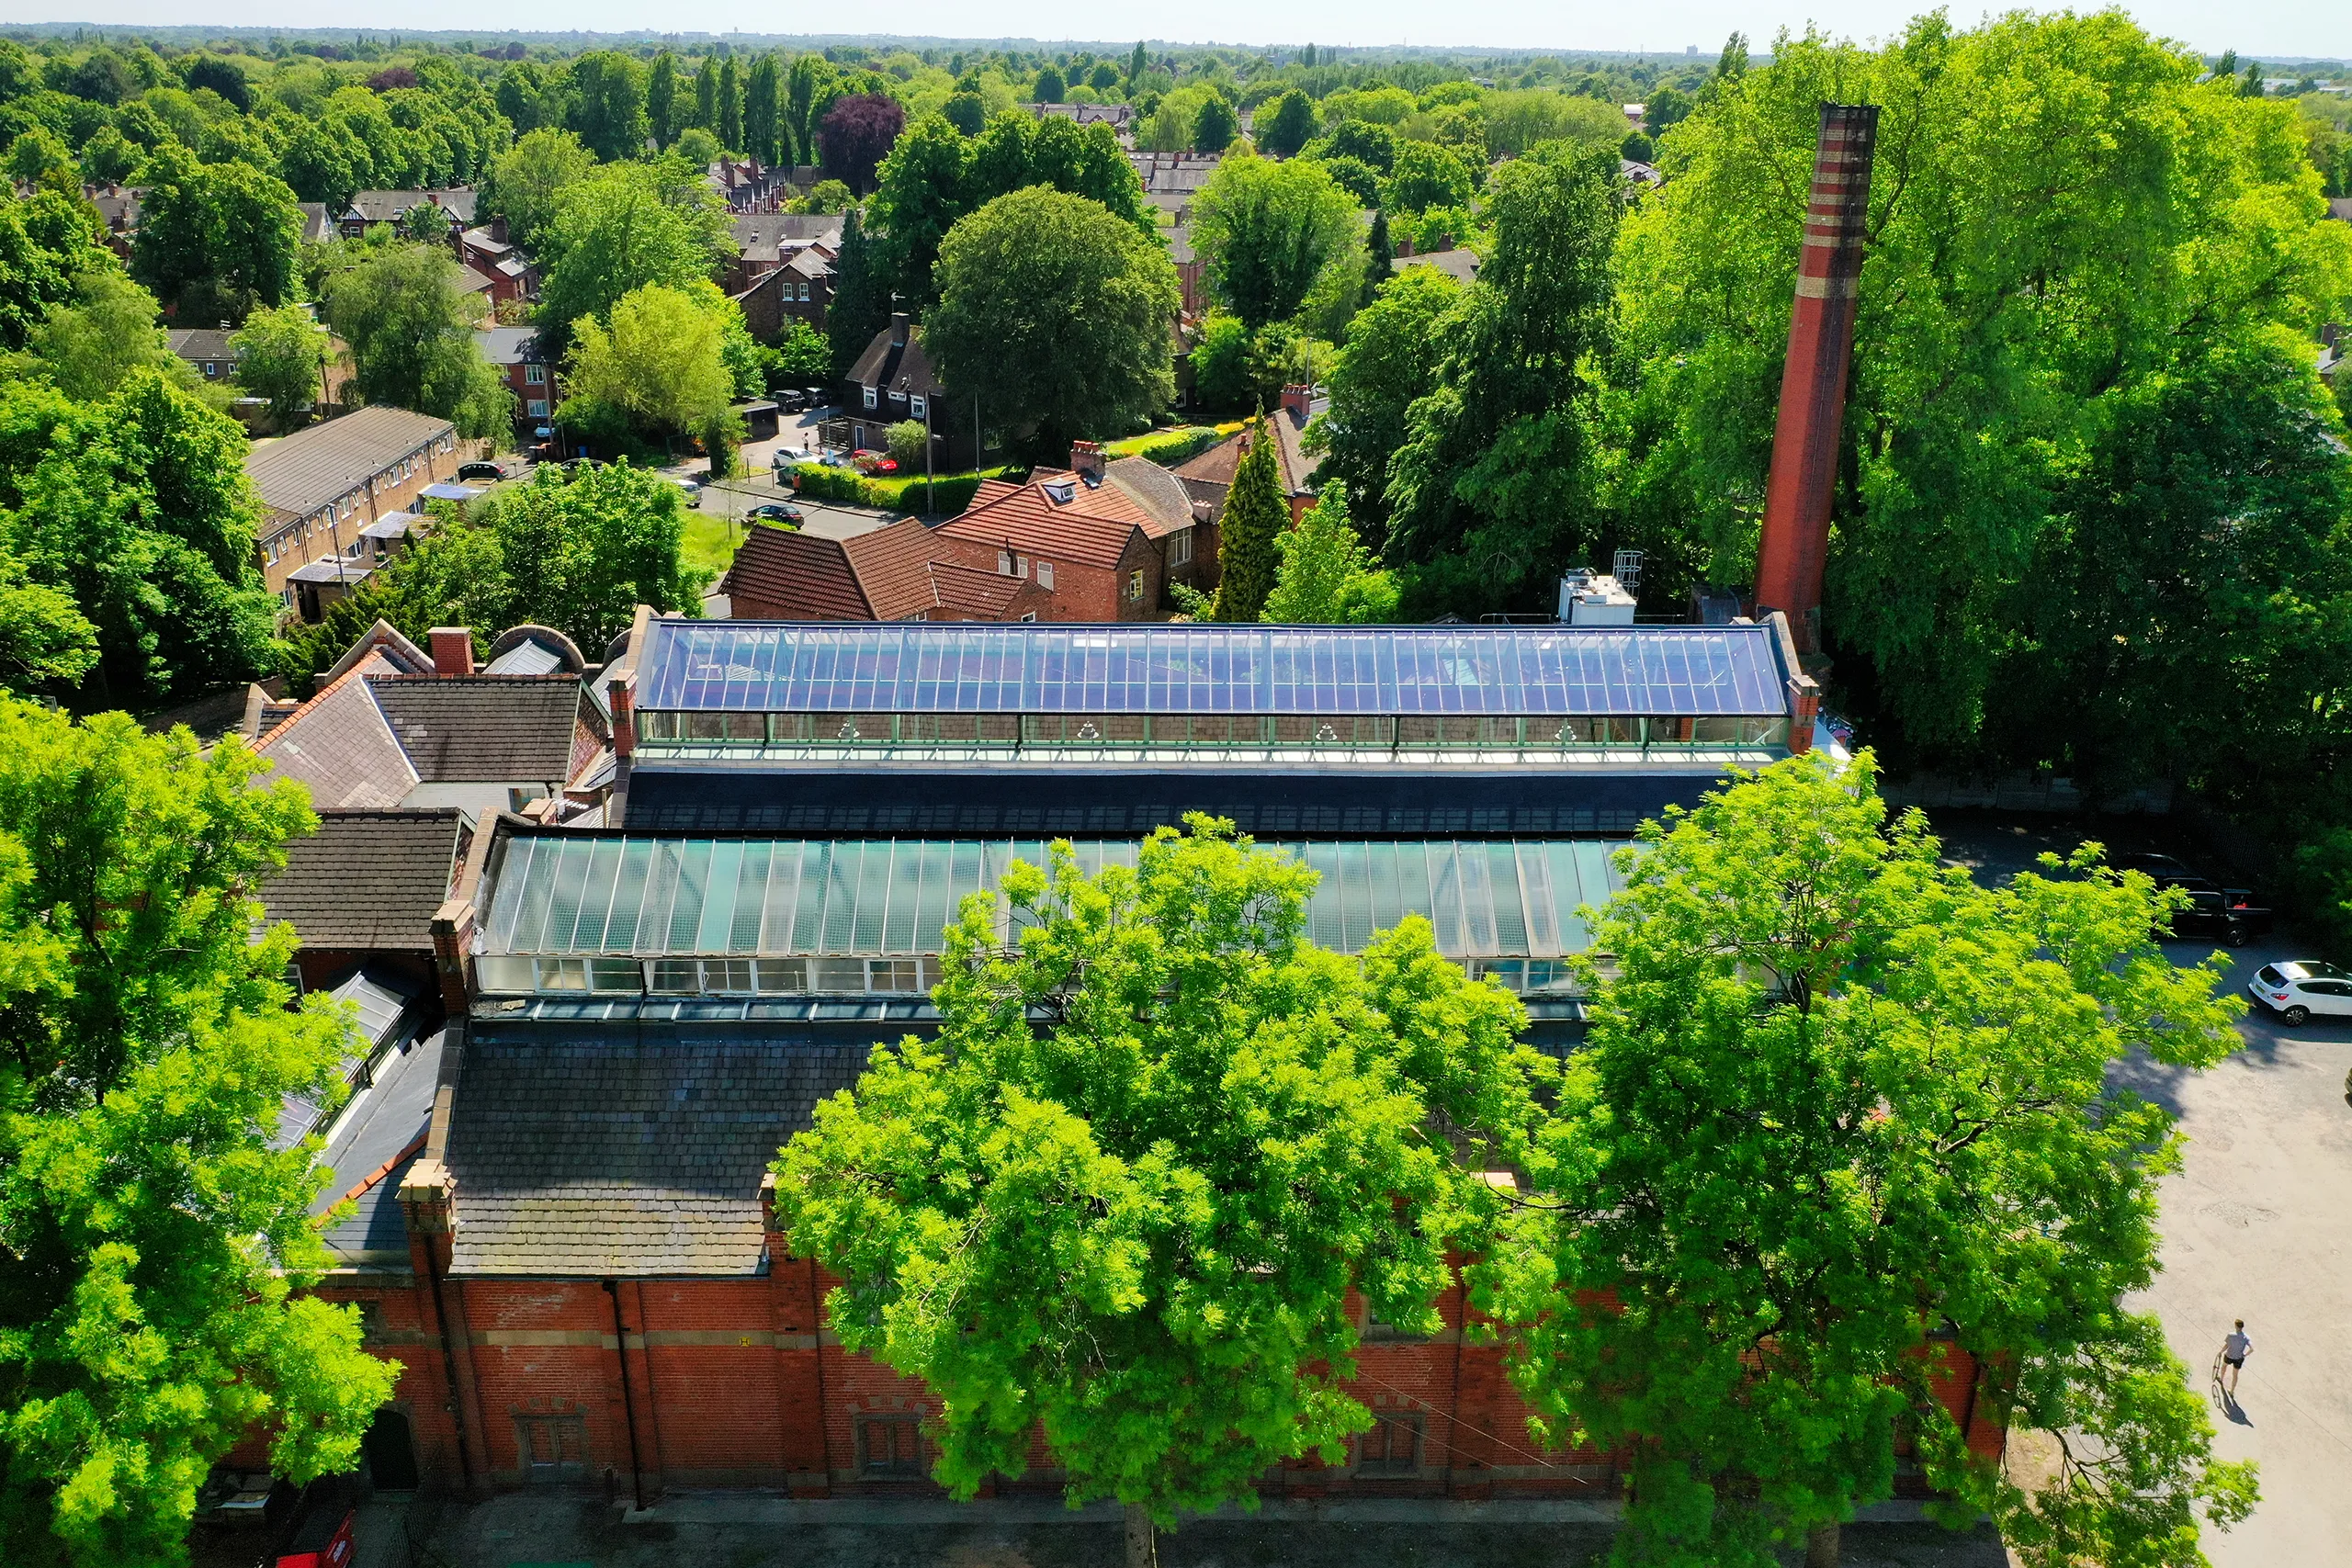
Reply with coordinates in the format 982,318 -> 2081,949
1069,440 -> 1105,481
1280,383 -> 1314,423
1753,103 -> 1879,656
429,626 -> 475,676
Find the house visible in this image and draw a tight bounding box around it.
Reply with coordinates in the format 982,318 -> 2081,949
719,517 -> 1056,623
295,202 -> 335,244
2329,197 -> 2352,224
85,183 -> 141,257
732,246 -> 833,341
474,326 -> 557,433
456,224 -> 534,308
1128,150 -> 1222,201
1172,385 -> 1320,525
725,212 -> 843,293
260,805 -> 479,1001
251,624 -> 611,820
245,406 -> 464,617
166,326 -> 240,383
842,312 -> 975,468
1032,101 -> 1136,132
454,264 -> 498,323
931,464 -> 1175,621
338,187 -> 478,238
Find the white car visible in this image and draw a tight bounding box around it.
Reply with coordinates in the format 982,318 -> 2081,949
2247,961 -> 2352,1026
672,477 -> 703,507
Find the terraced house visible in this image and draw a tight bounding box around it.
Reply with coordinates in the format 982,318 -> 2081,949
244,407 -> 463,619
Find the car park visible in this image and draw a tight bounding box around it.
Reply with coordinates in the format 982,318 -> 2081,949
2247,961 -> 2352,1026
747,502 -> 802,525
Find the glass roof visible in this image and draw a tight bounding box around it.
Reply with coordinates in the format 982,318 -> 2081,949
479,835 -> 1634,963
632,622 -> 1789,717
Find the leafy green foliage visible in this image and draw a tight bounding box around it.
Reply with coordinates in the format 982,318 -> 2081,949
927,186 -> 1180,455
1257,90 -> 1317,158
1191,154 -> 1361,330
1485,752 -> 2257,1568
323,243 -> 510,438
482,128 -> 594,253
1262,483 -> 1397,623
0,701 -> 397,1566
228,305 -> 327,433
535,156 -> 731,355
15,264 -> 184,403
460,461 -> 707,652
1384,140 -> 1476,214
1192,92 -> 1238,154
775,820 -> 1541,1534
130,142 -> 300,324
560,281 -> 739,449
0,190 -> 114,351
1314,265 -> 1460,536
1385,144 -> 1620,608
1211,414 -> 1284,622
0,369 -> 276,704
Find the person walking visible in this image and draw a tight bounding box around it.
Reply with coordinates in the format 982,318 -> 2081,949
2221,1320 -> 2252,1398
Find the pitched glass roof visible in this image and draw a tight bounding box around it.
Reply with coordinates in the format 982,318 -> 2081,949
632,621 -> 1789,717
479,835 -> 1633,963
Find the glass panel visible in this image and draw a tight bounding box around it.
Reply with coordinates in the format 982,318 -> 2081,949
1517,843 -> 1560,956
1305,843 -> 1344,951
1458,842 -> 1498,957
808,956 -> 866,991
1547,841 -> 1589,953
793,842 -> 833,952
603,840 -> 652,953
762,841 -> 804,953
636,840 -> 683,956
589,958 -> 642,993
574,840 -> 624,953
820,843 -> 864,952
730,842 -> 770,953
1337,841 -> 1374,952
1429,844 -> 1465,955
1575,841 -> 1617,914
695,840 -> 742,953
475,954 -> 534,993
503,838 -> 558,953
1486,842 -> 1527,955
666,840 -> 714,952
755,957 -> 808,993
706,958 -> 755,994
537,958 -> 588,992
650,958 -> 699,994
486,837 -> 538,951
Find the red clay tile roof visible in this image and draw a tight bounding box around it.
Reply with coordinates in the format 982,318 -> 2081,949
928,561 -> 1031,618
719,518 -> 945,622
936,470 -> 1153,570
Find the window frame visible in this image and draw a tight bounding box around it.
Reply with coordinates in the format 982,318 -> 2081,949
854,1415 -> 923,1478
1353,1413 -> 1425,1476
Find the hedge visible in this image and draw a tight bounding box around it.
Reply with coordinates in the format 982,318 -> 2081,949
789,463 -> 1026,515
1104,425 -> 1231,466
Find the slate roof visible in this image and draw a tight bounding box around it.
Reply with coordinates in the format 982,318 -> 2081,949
473,326 -> 541,366
345,188 -> 478,225
255,657 -> 420,809
245,406 -> 455,521
443,1024 -> 876,1276
935,468 -> 1155,570
166,328 -> 236,365
261,808 -> 464,951
367,676 -> 582,784
295,202 -> 334,243
315,1026 -> 448,1269
1103,455 -> 1201,536
732,212 -> 844,263
846,318 -> 946,399
1397,247 -> 1480,283
784,247 -> 833,281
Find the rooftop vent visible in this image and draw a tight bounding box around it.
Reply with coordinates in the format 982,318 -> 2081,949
1558,570 -> 1637,626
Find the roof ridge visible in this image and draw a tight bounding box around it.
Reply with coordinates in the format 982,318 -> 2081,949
337,1130 -> 429,1208
254,651 -> 396,750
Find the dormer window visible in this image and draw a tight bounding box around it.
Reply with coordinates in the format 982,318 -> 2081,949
1041,479 -> 1077,505
863,386 -> 877,410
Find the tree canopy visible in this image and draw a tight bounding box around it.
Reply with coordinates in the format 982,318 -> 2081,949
1262,483 -> 1398,624
1211,414 -> 1285,622
323,242 -> 510,437
1190,154 -> 1361,331
1485,751 -> 2257,1567
926,186 -> 1180,455
535,155 -> 731,354
775,818 -> 1541,1568
559,281 -> 739,453
0,700 -> 397,1567
130,142 -> 300,323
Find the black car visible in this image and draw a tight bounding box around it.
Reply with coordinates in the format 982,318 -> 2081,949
747,502 -> 803,525
2159,882 -> 2273,947
455,460 -> 506,483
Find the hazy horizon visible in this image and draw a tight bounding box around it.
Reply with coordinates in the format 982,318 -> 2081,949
1,3 -> 2345,62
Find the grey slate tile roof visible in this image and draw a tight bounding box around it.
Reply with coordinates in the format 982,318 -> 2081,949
254,658 -> 419,809
262,808 -> 463,951
315,1027 -> 447,1269
444,1023 -> 877,1276
365,675 -> 582,784
244,405 -> 456,521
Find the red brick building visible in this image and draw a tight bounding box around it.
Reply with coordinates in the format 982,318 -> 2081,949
930,458 -> 1211,621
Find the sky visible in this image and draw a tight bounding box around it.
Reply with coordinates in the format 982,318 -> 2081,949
4,0 -> 2346,62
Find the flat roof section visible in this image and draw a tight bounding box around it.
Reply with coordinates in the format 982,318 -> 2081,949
631,620 -> 1793,718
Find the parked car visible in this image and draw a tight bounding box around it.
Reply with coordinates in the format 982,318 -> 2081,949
2247,961 -> 2352,1026
671,477 -> 703,507
455,460 -> 506,483
775,389 -> 809,412
850,449 -> 899,475
747,502 -> 802,525
2159,882 -> 2272,946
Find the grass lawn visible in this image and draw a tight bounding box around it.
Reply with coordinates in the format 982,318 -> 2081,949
682,509 -> 741,581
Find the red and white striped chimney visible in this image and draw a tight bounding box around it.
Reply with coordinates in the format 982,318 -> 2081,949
1754,103 -> 1879,657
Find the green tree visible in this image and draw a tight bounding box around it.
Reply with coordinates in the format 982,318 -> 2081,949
646,51 -> 678,148
325,243 -> 511,437
825,207 -> 890,378
1212,413 -> 1284,621
692,56 -> 720,133
868,112 -> 974,305
1360,208 -> 1394,308
229,304 -> 327,432
1261,482 -> 1396,623
786,54 -> 838,168
1035,63 -> 1066,105
535,156 -> 730,353
468,460 -> 707,649
1257,90 -> 1317,158
559,281 -> 737,448
1487,751 -> 2259,1568
2241,60 -> 2265,96
0,552 -> 96,690
6,128 -> 74,192
1643,83 -> 1694,136
1385,145 -> 1619,605
1192,154 -> 1360,331
926,186 -> 1180,455
775,819 -> 1539,1568
1193,91 -> 1239,153
482,129 -> 594,252
1317,265 -> 1460,535
1,369 -> 277,703
718,57 -> 743,153
0,702 -> 399,1567
17,265 -> 181,402
1384,140 -> 1475,214
768,318 -> 831,383
568,51 -> 648,162
942,91 -> 986,137
1127,41 -> 1148,85
0,191 -> 111,351
130,144 -> 300,323
746,54 -> 782,166
884,418 -> 929,467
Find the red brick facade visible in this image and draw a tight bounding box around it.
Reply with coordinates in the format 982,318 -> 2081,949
311,1200 -> 2005,1501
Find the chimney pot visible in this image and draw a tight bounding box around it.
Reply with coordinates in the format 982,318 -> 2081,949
1281,383 -> 1314,423
1069,440 -> 1105,480
428,626 -> 475,676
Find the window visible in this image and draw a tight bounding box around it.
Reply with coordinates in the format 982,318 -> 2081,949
1035,559 -> 1054,590
889,388 -> 906,403
1356,1414 -> 1423,1474
998,550 -> 1027,579
650,958 -> 700,995
526,400 -> 549,419
909,395 -> 926,420
1020,611 -> 1037,623
862,385 -> 877,410
855,1416 -> 922,1477
1128,570 -> 1146,603
705,958 -> 755,994
867,958 -> 925,993
1169,529 -> 1191,566
524,364 -> 546,385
